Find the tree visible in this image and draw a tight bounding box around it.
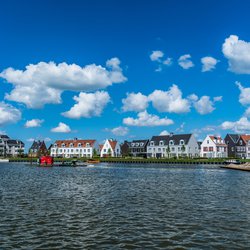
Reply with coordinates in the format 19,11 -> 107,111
181,144 -> 186,157
167,146 -> 171,158
107,148 -> 112,157
93,148 -> 98,157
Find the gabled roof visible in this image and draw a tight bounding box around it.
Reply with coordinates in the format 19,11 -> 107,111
240,135 -> 250,143
0,135 -> 10,139
108,140 -> 117,150
30,140 -> 45,150
150,134 -> 192,146
209,136 -> 227,146
55,139 -> 96,148
227,134 -> 240,143
99,144 -> 104,151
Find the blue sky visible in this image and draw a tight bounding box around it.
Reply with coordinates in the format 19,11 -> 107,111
1,0 -> 250,149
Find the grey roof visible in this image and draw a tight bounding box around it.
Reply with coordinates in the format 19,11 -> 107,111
30,140 -> 45,150
7,140 -> 24,146
228,134 -> 240,143
149,134 -> 192,146
127,140 -> 149,148
0,135 -> 10,139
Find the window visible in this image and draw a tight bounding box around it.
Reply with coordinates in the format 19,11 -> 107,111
203,147 -> 208,152
180,140 -> 184,145
171,147 -> 175,151
150,141 -> 154,146
86,143 -> 90,147
239,140 -> 243,145
248,141 -> 250,145
159,140 -> 164,146
169,140 -> 174,145
131,143 -> 135,146
136,143 -> 139,147
70,143 -> 73,147
140,143 -> 144,146
158,148 -> 161,152
54,144 -> 57,147
78,143 -> 82,147
62,143 -> 65,147
231,147 -> 234,151
207,140 -> 209,144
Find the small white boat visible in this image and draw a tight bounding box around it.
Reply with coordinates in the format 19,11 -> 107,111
0,159 -> 9,163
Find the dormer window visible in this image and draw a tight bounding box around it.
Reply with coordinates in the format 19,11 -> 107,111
136,143 -> 139,147
239,140 -> 243,145
150,141 -> 154,146
78,143 -> 82,147
159,140 -> 164,146
54,144 -> 57,147
131,143 -> 135,146
86,143 -> 90,147
62,143 -> 65,147
180,140 -> 184,145
70,143 -> 73,147
140,142 -> 144,146
169,140 -> 174,145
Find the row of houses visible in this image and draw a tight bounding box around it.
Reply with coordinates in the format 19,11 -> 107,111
2,132 -> 250,159
0,134 -> 25,157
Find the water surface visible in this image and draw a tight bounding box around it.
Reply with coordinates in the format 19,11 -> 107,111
0,163 -> 250,249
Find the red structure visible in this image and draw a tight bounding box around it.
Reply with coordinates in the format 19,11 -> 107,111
39,156 -> 54,166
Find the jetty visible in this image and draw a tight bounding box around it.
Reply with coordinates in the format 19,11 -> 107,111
221,163 -> 250,171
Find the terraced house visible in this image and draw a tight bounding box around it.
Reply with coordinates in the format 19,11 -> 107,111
0,134 -> 25,157
121,140 -> 149,158
147,133 -> 199,158
200,135 -> 228,158
50,138 -> 99,158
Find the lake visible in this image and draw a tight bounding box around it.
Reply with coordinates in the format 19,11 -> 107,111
0,163 -> 250,249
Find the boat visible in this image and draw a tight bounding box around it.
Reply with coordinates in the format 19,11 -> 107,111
38,156 -> 54,167
223,159 -> 241,165
87,159 -> 100,164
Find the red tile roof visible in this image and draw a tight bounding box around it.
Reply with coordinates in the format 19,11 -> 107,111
240,135 -> 250,143
108,140 -> 117,150
209,136 -> 227,146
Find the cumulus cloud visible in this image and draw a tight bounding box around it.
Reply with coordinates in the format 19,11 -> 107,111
0,102 -> 21,126
24,119 -> 44,128
222,35 -> 250,74
236,81 -> 250,105
51,122 -> 71,133
123,110 -> 174,127
150,50 -> 164,62
0,58 -> 126,108
109,126 -> 129,136
201,56 -> 219,72
149,84 -> 191,113
190,95 -> 222,115
159,130 -> 170,135
244,107 -> 250,117
178,54 -> 194,69
62,91 -> 110,119
122,92 -> 149,112
221,117 -> 250,133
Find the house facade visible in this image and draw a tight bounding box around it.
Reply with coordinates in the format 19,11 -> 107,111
224,134 -> 240,158
147,133 -> 199,158
28,140 -> 48,157
0,134 -> 25,157
50,138 -> 99,158
200,135 -> 228,158
121,140 -> 149,158
233,135 -> 250,159
100,139 -> 120,157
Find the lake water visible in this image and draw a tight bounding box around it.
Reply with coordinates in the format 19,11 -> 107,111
0,163 -> 250,249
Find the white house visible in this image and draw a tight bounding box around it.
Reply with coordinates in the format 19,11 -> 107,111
147,133 -> 199,158
100,139 -> 120,157
0,135 -> 25,157
50,138 -> 99,158
200,135 -> 228,158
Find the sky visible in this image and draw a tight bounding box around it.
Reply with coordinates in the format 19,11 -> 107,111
1,0 -> 250,149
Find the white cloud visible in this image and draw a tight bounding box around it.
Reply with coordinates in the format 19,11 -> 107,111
244,107 -> 250,117
122,92 -> 149,112
149,84 -> 191,113
193,96 -> 215,115
62,91 -> 110,119
163,58 -> 173,66
24,119 -> 44,128
236,81 -> 250,106
201,56 -> 219,72
0,102 -> 21,126
51,122 -> 71,133
222,35 -> 250,74
0,58 -> 126,108
213,96 -> 223,102
150,50 -> 164,62
27,138 -> 35,142
123,110 -> 174,127
178,54 -> 194,69
221,117 -> 250,133
159,130 -> 170,135
110,126 -> 129,136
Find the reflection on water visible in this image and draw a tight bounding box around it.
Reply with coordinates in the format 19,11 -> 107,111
0,163 -> 250,249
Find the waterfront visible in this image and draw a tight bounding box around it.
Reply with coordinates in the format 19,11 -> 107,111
1,163 -> 250,249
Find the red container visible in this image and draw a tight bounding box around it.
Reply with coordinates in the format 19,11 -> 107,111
39,156 -> 54,166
